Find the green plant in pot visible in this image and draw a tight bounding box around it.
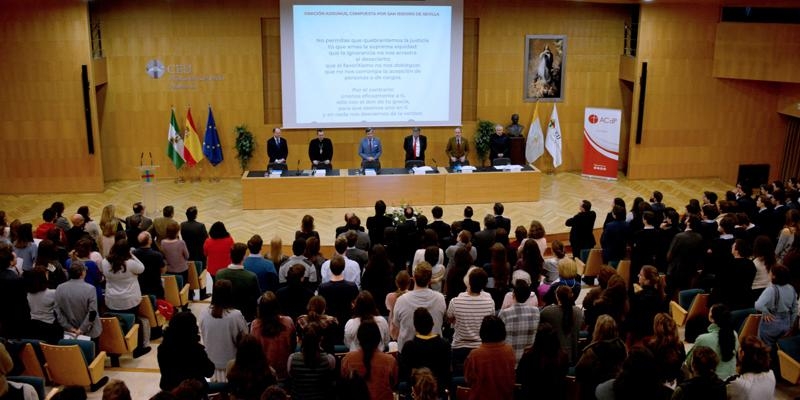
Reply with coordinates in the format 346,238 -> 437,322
234,125 -> 255,173
474,119 -> 495,166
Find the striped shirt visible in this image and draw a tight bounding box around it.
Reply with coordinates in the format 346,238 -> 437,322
498,303 -> 540,363
446,291 -> 496,349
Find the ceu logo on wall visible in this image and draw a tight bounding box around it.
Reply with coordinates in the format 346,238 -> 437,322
583,108 -> 621,180
145,59 -> 165,79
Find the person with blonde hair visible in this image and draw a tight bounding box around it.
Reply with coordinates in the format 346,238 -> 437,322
643,313 -> 686,385
410,368 -> 438,400
268,235 -> 288,267
575,314 -> 626,400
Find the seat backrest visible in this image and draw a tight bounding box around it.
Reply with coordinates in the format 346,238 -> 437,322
583,249 -> 604,278
162,274 -> 181,307
456,386 -> 471,400
686,293 -> 710,322
730,308 -> 758,332
99,317 -> 129,355
187,261 -> 201,290
670,300 -> 689,327
40,343 -> 91,387
58,339 -> 95,364
678,288 -> 704,310
616,260 -> 631,287
18,342 -> 45,379
739,314 -> 762,343
492,157 -> 511,166
139,295 -> 159,327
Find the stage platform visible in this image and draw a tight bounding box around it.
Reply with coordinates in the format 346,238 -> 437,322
241,166 -> 541,209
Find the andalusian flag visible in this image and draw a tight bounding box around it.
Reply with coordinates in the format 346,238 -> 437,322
203,106 -> 223,166
525,102 -> 545,163
183,108 -> 205,166
167,109 -> 185,169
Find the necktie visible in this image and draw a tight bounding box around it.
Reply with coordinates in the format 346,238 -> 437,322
276,138 -> 280,146
457,138 -> 461,152
413,138 -> 417,157
369,138 -> 373,151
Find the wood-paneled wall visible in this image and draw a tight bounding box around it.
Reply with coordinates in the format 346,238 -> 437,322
627,4 -> 787,183
6,0 -> 800,190
714,23 -> 800,83
0,1 -> 104,194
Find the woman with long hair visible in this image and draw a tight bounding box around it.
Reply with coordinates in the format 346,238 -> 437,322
226,334 -> 277,400
200,279 -> 248,382
99,205 -> 124,257
688,304 -> 738,380
344,291 -> 390,351
727,336 -> 775,400
25,265 -> 63,344
540,285 -> 584,364
35,239 -> 68,288
445,247 -> 473,302
295,214 -> 320,242
410,368 -> 438,400
13,223 -> 37,270
516,323 -> 569,399
297,295 -> 340,354
520,220 -> 547,258
103,238 -> 150,355
386,270 -> 410,340
486,242 -> 511,310
341,320 -> 398,400
287,322 -> 336,400
752,235 -> 777,301
575,315 -> 627,400
267,235 -> 288,268
643,313 -> 686,385
157,311 -> 214,392
249,292 -> 295,382
755,264 -> 798,349
776,209 -> 800,259
603,197 -> 626,226
362,244 -> 395,315
515,238 -> 544,287
304,236 -> 326,283
203,221 -> 234,278
594,346 -> 673,400
628,265 -> 667,342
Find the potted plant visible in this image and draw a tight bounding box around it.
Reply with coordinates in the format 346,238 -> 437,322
234,125 -> 255,173
474,119 -> 495,166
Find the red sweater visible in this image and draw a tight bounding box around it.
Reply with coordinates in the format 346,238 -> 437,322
464,342 -> 516,400
203,236 -> 234,276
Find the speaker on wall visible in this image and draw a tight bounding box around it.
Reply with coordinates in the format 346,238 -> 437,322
81,64 -> 95,155
635,62 -> 647,145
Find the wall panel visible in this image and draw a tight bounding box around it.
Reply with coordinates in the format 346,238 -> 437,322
0,1 -> 104,194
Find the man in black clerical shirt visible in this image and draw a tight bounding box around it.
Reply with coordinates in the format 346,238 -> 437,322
308,128 -> 333,169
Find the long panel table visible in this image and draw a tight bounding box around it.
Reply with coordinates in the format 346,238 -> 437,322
241,167 -> 540,209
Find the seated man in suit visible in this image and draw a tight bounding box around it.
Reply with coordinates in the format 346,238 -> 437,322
308,128 -> 333,169
358,127 -> 382,169
403,127 -> 427,165
267,127 -> 288,166
446,127 -> 469,166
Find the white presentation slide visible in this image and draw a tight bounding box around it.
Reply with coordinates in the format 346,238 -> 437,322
280,0 -> 463,128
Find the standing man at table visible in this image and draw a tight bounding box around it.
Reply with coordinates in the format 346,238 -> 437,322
403,127 -> 427,164
358,127 -> 382,169
446,127 -> 469,166
308,128 -> 333,169
267,127 -> 288,165
489,124 -> 509,161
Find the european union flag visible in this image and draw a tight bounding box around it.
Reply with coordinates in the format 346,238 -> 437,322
203,106 -> 223,166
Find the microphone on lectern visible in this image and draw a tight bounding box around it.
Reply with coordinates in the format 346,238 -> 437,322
431,158 -> 438,169
296,159 -> 301,176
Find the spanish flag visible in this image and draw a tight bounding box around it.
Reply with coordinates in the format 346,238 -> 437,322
183,108 -> 205,167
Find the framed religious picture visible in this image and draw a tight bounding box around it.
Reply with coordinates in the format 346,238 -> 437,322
523,35 -> 566,102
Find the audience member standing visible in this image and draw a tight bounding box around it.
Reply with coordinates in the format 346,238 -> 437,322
54,262 -> 101,341
540,285 -> 584,364
317,255 -> 359,345
341,320 -> 398,400
393,263 -> 446,352
516,323 -> 569,399
498,280 -> 539,364
447,268 -> 496,374
399,308 -> 450,398
132,232 -> 165,300
287,323 -> 336,400
726,336 -> 775,400
180,206 -> 209,268
250,292 -> 295,382
243,234 -> 278,294
203,221 -> 234,279
566,200 -> 597,261
157,311 -> 214,393
216,243 -> 261,322
103,239 -> 150,358
464,316 -> 516,400
200,280 -> 248,382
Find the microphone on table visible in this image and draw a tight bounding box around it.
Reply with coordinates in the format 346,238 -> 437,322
296,159 -> 301,176
431,158 -> 438,169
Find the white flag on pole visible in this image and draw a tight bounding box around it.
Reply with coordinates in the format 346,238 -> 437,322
525,103 -> 544,163
545,104 -> 563,168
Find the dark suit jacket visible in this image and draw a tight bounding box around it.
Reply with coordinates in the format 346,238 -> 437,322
566,210 -> 597,257
403,135 -> 427,162
308,138 -> 333,166
267,137 -> 288,163
427,220 -> 452,248
494,215 -> 511,234
367,215 -> 394,246
180,220 -> 208,263
460,219 -> 481,234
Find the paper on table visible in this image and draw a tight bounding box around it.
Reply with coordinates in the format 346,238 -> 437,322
364,169 -> 377,176
313,169 -> 327,176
